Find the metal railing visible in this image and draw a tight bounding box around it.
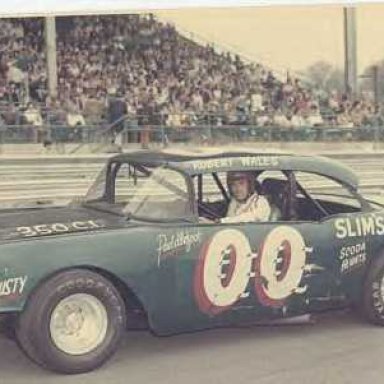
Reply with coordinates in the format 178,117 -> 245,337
0,121 -> 383,150
0,108 -> 382,153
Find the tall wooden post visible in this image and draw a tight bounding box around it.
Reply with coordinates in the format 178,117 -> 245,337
45,16 -> 58,99
344,7 -> 358,99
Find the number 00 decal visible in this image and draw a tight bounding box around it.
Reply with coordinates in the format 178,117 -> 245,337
194,229 -> 253,315
194,226 -> 309,315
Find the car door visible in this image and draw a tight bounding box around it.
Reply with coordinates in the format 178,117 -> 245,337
173,219 -> 328,328
171,170 -> 319,330
291,171 -> 366,310
173,169 -> 347,331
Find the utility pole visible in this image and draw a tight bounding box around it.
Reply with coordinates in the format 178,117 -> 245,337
44,16 -> 58,99
372,65 -> 379,106
359,65 -> 380,105
343,7 -> 358,99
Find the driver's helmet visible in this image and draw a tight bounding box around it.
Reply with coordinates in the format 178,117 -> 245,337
226,171 -> 256,199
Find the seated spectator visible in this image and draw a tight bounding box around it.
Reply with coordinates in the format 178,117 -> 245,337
250,90 -> 264,113
306,105 -> 324,127
273,109 -> 291,129
1,103 -> 18,125
328,91 -> 340,112
350,103 -> 365,127
0,114 -> 6,130
83,95 -> 105,124
166,112 -> 182,128
336,109 -> 354,129
22,101 -> 43,142
282,77 -> 294,97
290,110 -> 307,128
66,109 -> 86,127
23,102 -> 43,126
7,62 -> 25,85
256,114 -> 270,127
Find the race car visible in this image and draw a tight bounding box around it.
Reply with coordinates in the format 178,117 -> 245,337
1,148 -> 384,374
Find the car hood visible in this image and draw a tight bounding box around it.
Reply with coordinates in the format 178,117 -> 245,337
0,205 -> 124,242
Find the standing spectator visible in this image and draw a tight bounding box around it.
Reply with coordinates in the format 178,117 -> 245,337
22,101 -> 43,142
66,104 -> 86,142
107,91 -> 127,146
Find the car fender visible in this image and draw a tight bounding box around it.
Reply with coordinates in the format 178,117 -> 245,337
0,229 -> 159,328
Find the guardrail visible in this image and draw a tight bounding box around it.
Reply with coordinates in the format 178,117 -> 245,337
0,123 -> 382,145
0,114 -> 384,155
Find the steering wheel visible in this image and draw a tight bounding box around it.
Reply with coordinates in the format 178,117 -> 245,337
198,202 -> 224,220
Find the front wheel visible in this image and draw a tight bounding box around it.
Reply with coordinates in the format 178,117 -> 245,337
16,269 -> 126,374
361,255 -> 384,325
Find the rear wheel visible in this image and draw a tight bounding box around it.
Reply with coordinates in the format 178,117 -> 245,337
16,269 -> 126,374
361,255 -> 384,325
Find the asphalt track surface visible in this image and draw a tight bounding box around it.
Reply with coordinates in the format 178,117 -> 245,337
1,309 -> 384,384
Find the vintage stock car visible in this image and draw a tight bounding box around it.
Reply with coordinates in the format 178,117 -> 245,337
1,149 -> 384,374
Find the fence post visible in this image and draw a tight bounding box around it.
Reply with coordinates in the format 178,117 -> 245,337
161,124 -> 167,147
208,113 -> 213,142
0,127 -> 3,154
373,125 -> 380,150
140,125 -> 150,149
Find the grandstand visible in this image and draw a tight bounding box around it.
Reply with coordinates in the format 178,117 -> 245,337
0,14 -> 382,148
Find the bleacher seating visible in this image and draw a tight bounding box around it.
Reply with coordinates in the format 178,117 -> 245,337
0,14 -> 381,145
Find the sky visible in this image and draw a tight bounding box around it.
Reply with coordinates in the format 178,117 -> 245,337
1,0 -> 384,14
155,4 -> 384,76
1,0 -> 383,15
1,0 -> 384,76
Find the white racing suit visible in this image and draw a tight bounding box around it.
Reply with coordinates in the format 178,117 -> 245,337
221,193 -> 271,224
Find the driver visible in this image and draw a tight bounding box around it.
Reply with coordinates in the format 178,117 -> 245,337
221,171 -> 271,223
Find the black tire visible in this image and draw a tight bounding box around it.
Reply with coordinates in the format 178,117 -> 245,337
361,255 -> 384,325
0,314 -> 17,340
15,269 -> 126,374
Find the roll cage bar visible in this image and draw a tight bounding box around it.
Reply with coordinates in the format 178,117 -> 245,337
100,159 -> 368,222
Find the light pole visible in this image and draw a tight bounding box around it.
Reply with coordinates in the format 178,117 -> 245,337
44,17 -> 58,99
344,7 -> 358,99
359,65 -> 380,106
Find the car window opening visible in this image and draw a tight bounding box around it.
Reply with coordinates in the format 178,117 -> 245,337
84,161 -> 192,221
294,171 -> 363,221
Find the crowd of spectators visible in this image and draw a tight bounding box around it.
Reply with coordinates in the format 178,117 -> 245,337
0,14 -> 382,143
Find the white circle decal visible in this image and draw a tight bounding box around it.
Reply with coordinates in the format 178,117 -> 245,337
194,229 -> 253,315
255,226 -> 306,306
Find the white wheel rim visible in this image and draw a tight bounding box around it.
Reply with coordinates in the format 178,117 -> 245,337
50,293 -> 108,355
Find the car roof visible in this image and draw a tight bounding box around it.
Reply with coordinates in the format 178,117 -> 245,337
109,148 -> 359,189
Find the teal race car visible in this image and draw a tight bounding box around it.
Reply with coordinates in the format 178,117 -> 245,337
1,149 -> 384,374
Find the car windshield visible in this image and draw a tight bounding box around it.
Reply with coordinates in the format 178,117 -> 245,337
84,162 -> 192,220
84,164 -> 108,202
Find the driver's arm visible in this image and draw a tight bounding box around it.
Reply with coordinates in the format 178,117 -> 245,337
220,196 -> 271,223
